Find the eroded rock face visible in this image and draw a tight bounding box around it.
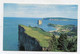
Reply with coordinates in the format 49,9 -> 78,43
18,25 -> 42,51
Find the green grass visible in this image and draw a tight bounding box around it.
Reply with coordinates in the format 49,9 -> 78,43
30,27 -> 52,36
19,25 -> 51,47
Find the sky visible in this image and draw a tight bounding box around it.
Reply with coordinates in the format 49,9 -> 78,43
4,3 -> 78,19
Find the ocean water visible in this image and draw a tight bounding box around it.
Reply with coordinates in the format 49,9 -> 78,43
3,17 -> 77,51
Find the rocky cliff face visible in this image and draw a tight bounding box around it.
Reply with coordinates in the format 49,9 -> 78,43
18,25 -> 42,51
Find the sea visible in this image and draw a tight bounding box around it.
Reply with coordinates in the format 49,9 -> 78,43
3,17 -> 77,51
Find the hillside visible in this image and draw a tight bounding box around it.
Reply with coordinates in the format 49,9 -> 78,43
19,24 -> 77,51
19,25 -> 51,47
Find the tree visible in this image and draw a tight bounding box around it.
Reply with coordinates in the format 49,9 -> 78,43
48,35 -> 58,51
58,33 -> 68,51
67,37 -> 77,52
71,39 -> 77,52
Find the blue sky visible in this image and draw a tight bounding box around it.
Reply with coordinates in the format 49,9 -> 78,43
4,3 -> 78,19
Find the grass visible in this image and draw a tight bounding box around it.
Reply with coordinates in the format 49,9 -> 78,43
19,24 -> 51,47
30,26 -> 52,36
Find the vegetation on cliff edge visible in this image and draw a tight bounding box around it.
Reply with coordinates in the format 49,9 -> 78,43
19,24 -> 51,47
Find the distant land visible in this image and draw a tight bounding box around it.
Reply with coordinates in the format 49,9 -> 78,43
43,17 -> 77,21
48,23 -> 77,36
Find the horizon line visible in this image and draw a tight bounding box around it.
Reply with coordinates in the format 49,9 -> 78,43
4,17 -> 77,19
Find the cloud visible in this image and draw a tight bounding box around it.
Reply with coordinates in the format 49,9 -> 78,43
4,4 -> 78,19
71,7 -> 77,8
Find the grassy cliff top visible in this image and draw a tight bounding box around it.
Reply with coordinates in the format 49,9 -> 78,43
19,25 -> 51,47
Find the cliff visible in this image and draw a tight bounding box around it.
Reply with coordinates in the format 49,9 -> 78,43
18,25 -> 51,51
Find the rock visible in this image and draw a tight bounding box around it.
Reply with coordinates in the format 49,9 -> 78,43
18,25 -> 42,51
